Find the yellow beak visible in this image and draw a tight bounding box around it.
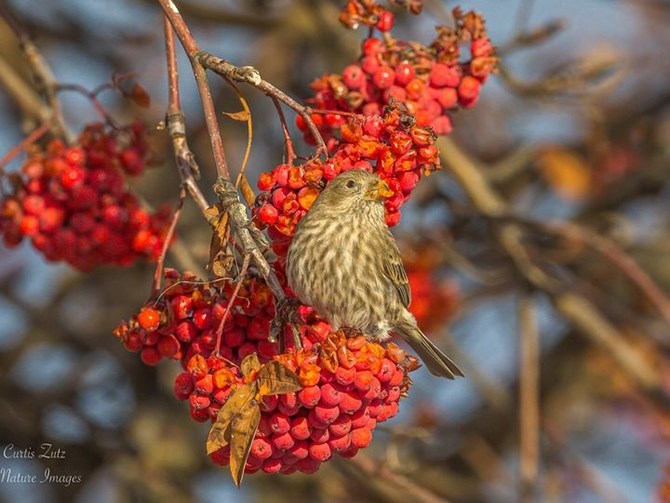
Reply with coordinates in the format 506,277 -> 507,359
367,179 -> 394,200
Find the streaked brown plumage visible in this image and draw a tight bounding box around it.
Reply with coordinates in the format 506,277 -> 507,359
286,170 -> 463,379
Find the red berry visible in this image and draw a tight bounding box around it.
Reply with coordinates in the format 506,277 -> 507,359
390,131 -> 413,156
430,63 -> 461,88
308,442 -> 332,462
319,383 -> 343,407
362,38 -> 385,57
434,87 -> 458,109
173,372 -> 194,400
195,374 -> 214,395
399,172 -> 419,193
157,334 -> 180,358
372,66 -> 395,89
328,414 -> 352,437
297,385 -> 321,408
286,440 -> 309,462
394,62 -> 416,86
310,427 -> 330,444
339,390 -> 363,414
258,172 -> 275,191
19,215 -> 39,236
313,403 -> 340,425
261,458 -> 282,474
430,115 -> 453,136
171,295 -> 193,320
189,393 -> 211,411
350,408 -> 371,429
290,416 -> 312,440
405,78 -> 425,101
384,85 -> 407,103
342,65 -> 366,90
140,346 -> 161,366
351,427 -> 373,449
375,10 -> 394,32
272,431 -> 295,451
250,437 -> 273,460
59,166 -> 86,190
328,433 -> 352,453
22,195 -> 45,215
361,55 -> 380,75
137,306 -> 161,331
458,76 -> 481,107
269,412 -> 291,435
296,457 -> 321,474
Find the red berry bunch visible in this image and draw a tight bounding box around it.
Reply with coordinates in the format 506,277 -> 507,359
0,123 -> 171,270
407,263 -> 460,336
115,268 -> 417,475
297,8 -> 497,143
255,106 -> 441,258
176,317 -> 417,475
113,269 -> 275,368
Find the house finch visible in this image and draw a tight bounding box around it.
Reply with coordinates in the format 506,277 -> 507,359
287,170 -> 463,379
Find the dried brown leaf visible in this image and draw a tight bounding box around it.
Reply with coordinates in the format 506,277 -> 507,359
240,352 -> 262,378
257,360 -> 303,397
206,383 -> 256,455
229,400 -> 260,488
222,110 -> 250,121
125,82 -> 151,108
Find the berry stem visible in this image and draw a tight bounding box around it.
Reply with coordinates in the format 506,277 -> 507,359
55,84 -> 119,128
0,123 -> 50,175
151,186 -> 186,296
213,253 -> 250,357
307,108 -> 360,120
271,96 -> 297,164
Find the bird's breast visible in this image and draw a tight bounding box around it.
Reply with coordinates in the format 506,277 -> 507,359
287,211 -> 391,331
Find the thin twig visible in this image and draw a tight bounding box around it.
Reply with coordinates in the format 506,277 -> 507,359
158,0 -> 230,180
195,51 -> 328,155
0,3 -> 70,141
151,186 -> 186,296
213,253 -> 250,357
56,83 -> 118,126
347,453 -> 452,503
519,293 -> 540,503
163,16 -> 210,217
271,96 -> 296,163
534,219 -> 670,332
0,123 -> 49,173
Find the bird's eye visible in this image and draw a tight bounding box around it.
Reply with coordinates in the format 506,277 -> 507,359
346,180 -> 356,189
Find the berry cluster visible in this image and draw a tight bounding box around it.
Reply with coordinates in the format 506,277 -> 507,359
0,123 -> 171,270
113,269 -> 275,368
406,261 -> 460,336
255,106 -> 441,258
115,269 -> 416,475
177,318 -> 416,474
298,8 -> 497,143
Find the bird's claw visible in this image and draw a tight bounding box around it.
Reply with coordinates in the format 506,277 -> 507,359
270,297 -> 302,352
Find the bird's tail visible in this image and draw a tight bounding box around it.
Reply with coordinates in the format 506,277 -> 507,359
395,323 -> 464,379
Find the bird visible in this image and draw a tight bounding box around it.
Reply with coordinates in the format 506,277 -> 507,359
286,169 -> 463,379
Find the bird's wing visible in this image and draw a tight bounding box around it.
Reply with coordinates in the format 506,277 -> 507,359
381,229 -> 411,308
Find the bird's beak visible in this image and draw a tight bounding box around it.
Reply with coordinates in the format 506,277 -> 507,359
366,179 -> 394,200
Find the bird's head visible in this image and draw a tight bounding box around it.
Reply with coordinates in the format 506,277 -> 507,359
315,170 -> 393,214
